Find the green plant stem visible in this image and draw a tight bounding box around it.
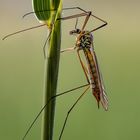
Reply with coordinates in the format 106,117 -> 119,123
42,2 -> 62,140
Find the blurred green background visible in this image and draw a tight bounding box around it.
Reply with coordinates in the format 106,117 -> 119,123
0,0 -> 140,140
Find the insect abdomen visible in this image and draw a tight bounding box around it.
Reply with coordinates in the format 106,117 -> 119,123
83,48 -> 101,105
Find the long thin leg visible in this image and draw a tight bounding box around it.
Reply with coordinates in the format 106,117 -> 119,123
22,7 -> 90,18
23,6 -> 107,31
56,12 -> 89,21
58,9 -> 93,41
19,7 -> 107,45
61,48 -> 90,86
2,24 -> 46,40
81,11 -> 91,31
66,7 -> 107,24
65,7 -> 108,33
77,49 -> 90,84
89,23 -> 107,33
53,7 -> 107,34
62,7 -> 87,13
22,83 -> 90,140
56,11 -> 91,34
3,7 -> 88,40
60,47 -> 76,53
23,9 -> 57,18
59,86 -> 90,140
23,6 -> 105,20
81,13 -> 107,35
3,12 -> 90,60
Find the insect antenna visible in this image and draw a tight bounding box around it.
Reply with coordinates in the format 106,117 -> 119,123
75,18 -> 78,29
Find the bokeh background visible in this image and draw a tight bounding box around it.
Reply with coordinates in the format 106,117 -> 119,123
0,0 -> 140,140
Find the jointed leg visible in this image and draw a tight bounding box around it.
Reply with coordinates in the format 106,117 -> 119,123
59,86 -> 90,140
60,47 -> 76,53
89,22 -> 107,33
56,11 -> 91,34
56,12 -> 89,21
22,83 -> 90,140
62,7 -> 88,13
20,6 -> 107,39
77,49 -> 90,84
81,11 -> 91,31
23,7 -> 107,25
57,7 -> 107,37
62,7 -> 107,31
67,7 -> 107,25
23,7 -> 90,19
65,7 -> 107,33
2,24 -> 46,40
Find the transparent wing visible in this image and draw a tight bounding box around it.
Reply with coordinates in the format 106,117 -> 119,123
91,48 -> 108,110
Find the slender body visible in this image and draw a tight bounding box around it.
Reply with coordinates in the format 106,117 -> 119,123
70,29 -> 108,110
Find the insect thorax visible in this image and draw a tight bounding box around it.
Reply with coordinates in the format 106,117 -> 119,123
76,31 -> 93,49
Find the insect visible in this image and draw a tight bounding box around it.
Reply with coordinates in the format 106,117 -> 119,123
56,7 -> 109,139
3,7 -> 108,140
59,7 -> 108,110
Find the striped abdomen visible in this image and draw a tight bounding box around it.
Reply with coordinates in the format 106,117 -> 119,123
83,47 -> 108,110
76,31 -> 108,110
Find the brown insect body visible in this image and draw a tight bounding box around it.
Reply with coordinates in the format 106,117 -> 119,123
74,30 -> 108,110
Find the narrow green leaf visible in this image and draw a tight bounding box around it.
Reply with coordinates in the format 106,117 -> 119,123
33,0 -> 51,22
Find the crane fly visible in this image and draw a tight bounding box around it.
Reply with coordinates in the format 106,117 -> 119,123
60,12 -> 108,109
57,8 -> 108,139
2,7 -> 108,140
